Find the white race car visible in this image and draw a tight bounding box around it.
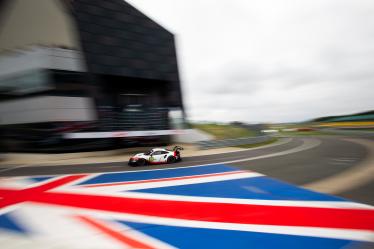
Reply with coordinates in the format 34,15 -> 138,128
128,146 -> 183,166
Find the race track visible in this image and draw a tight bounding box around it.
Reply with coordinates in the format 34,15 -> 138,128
1,136 -> 373,205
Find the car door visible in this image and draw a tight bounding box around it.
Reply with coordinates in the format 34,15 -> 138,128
159,151 -> 170,163
150,151 -> 163,163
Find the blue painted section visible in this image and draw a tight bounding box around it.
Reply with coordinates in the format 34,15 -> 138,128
77,164 -> 237,185
0,213 -> 28,234
131,174 -> 346,201
4,164 -> 371,248
30,176 -> 53,183
116,220 -> 360,249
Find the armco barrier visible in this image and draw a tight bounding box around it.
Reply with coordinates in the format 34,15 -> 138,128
197,135 -> 272,149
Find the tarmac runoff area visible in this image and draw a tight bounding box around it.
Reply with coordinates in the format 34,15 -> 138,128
0,136 -> 374,205
303,138 -> 374,195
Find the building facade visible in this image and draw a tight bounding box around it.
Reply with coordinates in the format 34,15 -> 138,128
0,0 -> 184,152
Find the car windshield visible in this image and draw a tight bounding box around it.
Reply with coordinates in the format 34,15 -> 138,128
144,150 -> 153,155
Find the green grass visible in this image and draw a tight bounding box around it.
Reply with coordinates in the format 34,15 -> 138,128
278,131 -> 325,136
339,128 -> 374,132
277,130 -> 338,136
192,123 -> 257,140
237,138 -> 278,148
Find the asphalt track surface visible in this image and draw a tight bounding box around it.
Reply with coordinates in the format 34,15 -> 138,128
1,136 -> 373,205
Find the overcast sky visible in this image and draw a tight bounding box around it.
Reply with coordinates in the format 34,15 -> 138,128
127,0 -> 374,123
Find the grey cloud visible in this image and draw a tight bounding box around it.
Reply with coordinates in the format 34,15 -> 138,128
128,0 -> 374,122
194,63 -> 264,95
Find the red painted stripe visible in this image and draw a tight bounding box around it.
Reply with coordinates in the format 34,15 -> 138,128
0,189 -> 11,196
1,187 -> 372,231
77,215 -> 156,249
82,171 -> 248,188
0,175 -> 87,208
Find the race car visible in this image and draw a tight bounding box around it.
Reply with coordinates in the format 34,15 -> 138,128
128,146 -> 183,166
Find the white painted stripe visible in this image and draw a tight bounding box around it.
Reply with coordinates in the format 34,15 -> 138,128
110,220 -> 177,249
79,170 -> 251,187
60,174 -> 98,188
0,203 -> 24,215
0,174 -> 79,190
62,172 -> 262,192
13,204 -> 124,249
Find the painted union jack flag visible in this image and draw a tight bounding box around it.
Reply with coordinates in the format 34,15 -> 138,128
0,164 -> 373,248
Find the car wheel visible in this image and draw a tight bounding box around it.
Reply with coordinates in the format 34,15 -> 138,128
167,156 -> 176,164
137,158 -> 146,166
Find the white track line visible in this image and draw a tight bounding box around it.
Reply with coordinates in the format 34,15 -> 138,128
203,137 -> 321,165
195,137 -> 293,155
75,138 -> 319,176
304,138 -> 374,194
0,138 -> 292,170
0,164 -> 29,174
0,138 -> 319,178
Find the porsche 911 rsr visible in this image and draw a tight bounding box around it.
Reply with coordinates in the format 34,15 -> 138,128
128,146 -> 183,166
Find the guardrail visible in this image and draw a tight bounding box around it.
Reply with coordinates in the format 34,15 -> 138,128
197,135 -> 272,149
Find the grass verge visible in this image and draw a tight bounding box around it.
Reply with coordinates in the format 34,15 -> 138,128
192,123 -> 256,139
237,138 -> 278,148
277,131 -> 337,136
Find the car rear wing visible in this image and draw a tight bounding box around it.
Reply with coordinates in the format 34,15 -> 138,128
172,146 -> 184,151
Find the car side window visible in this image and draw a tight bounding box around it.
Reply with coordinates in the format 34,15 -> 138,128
161,151 -> 169,154
152,151 -> 162,155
